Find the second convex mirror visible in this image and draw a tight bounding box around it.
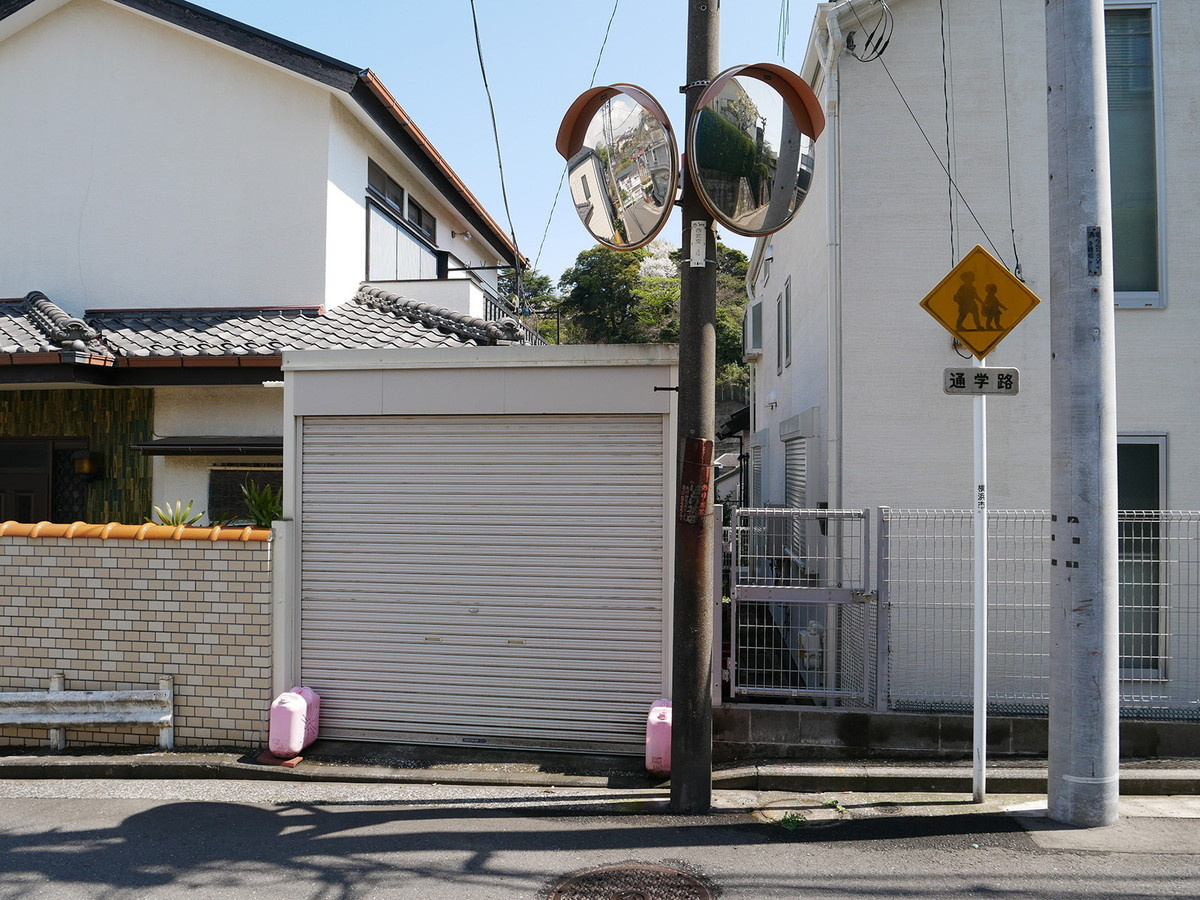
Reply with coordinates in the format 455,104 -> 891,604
556,85 -> 678,250
688,63 -> 826,237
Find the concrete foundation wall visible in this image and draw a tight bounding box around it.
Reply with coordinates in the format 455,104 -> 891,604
0,535 -> 273,748
714,705 -> 1199,763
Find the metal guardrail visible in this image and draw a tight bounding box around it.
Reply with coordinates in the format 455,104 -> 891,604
0,673 -> 175,749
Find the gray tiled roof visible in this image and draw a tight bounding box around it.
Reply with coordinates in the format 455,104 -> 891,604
0,288 -> 524,361
0,292 -> 107,355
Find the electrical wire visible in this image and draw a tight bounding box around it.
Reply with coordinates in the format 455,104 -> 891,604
999,0 -> 1024,281
846,1 -> 892,63
468,0 -> 520,276
533,0 -> 621,273
778,0 -> 791,60
939,0 -> 954,266
847,2 -> 1008,266
588,0 -> 621,88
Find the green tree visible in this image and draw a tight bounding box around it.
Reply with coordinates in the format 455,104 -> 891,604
557,245 -> 649,344
713,244 -> 750,390
555,241 -> 751,392
500,267 -> 562,343
499,268 -> 556,311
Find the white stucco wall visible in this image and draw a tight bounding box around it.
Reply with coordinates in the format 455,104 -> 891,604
0,0 -> 330,313
1110,0 -> 1200,509
750,147 -> 832,508
754,0 -> 1199,512
324,100 -> 371,310
834,0 -> 1052,511
149,385 -> 283,521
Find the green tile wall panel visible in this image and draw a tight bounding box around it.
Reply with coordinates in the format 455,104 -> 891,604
0,389 -> 152,523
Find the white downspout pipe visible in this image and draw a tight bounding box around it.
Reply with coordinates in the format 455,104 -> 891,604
823,12 -> 844,513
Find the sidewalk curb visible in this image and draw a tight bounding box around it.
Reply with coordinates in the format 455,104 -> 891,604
1,754 -> 1197,795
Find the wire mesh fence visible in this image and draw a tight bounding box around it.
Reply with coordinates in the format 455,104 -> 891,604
726,508 -> 1200,720
730,509 -> 875,706
733,508 -> 868,590
881,508 -> 1200,720
883,509 -> 1052,715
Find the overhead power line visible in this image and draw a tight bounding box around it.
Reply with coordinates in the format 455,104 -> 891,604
468,0 -> 520,264
533,0 -> 622,274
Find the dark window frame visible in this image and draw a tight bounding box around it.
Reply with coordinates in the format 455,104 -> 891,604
407,197 -> 437,242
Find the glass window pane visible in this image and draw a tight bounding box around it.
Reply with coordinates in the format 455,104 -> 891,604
1106,8 -> 1159,294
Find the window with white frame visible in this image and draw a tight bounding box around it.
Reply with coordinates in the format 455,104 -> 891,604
1106,2 -> 1164,308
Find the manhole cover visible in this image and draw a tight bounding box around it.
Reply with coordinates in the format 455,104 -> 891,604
546,862 -> 716,900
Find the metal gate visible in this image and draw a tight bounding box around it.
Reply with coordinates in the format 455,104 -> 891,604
729,508 -> 876,705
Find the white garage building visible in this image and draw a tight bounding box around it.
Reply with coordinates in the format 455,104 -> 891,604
275,345 -> 677,753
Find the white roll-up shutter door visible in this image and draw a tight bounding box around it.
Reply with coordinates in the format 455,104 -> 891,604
299,414 -> 668,752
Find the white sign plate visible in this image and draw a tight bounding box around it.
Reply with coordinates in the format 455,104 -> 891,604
943,367 -> 1020,395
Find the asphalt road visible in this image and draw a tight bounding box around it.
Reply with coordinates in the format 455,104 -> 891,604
0,780 -> 1197,899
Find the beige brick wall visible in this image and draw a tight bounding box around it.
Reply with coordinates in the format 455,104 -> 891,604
0,536 -> 273,748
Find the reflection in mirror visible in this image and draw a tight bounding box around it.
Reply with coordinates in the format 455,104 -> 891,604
691,74 -> 815,236
563,90 -> 677,249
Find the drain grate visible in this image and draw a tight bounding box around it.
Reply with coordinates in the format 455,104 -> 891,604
546,862 -> 716,900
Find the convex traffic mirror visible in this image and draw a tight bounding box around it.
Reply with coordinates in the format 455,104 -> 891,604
555,84 -> 678,250
688,63 -> 825,236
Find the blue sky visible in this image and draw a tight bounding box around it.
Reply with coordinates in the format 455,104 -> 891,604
201,0 -> 822,282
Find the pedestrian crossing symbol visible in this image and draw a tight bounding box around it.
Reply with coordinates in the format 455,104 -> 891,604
919,245 -> 1041,359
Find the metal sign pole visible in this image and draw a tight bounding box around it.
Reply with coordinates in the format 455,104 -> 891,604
973,354 -> 988,802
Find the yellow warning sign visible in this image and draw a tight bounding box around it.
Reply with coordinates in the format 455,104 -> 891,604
919,246 -> 1041,359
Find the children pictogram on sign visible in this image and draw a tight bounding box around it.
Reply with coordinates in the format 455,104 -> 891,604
920,246 -> 1041,359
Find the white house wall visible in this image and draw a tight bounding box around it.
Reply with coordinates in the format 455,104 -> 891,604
149,385 -> 283,520
755,0 -> 1200,512
833,0 -> 1053,510
751,149 -> 831,508
1111,0 -> 1200,508
0,0 -> 331,314
324,100 -> 371,310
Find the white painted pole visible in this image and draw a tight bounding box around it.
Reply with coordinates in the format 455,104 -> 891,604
1046,0 -> 1120,828
973,356 -> 988,803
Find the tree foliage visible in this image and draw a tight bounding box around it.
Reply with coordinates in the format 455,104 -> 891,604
557,246 -> 649,344
500,267 -> 562,343
556,241 -> 750,390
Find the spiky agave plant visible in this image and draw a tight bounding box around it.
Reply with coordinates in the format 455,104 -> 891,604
146,500 -> 204,527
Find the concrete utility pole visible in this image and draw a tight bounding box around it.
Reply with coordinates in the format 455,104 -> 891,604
670,0 -> 719,816
1045,0 -> 1120,827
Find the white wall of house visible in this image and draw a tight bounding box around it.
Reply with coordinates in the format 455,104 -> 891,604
324,101 -> 372,310
832,0 -> 1052,511
750,0 -> 1198,512
325,103 -> 506,307
0,0 -> 330,314
1110,0 -> 1200,509
749,149 -> 832,508
0,0 -> 509,317
149,385 -> 282,520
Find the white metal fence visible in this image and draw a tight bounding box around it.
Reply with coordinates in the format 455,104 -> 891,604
727,507 -> 1200,720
